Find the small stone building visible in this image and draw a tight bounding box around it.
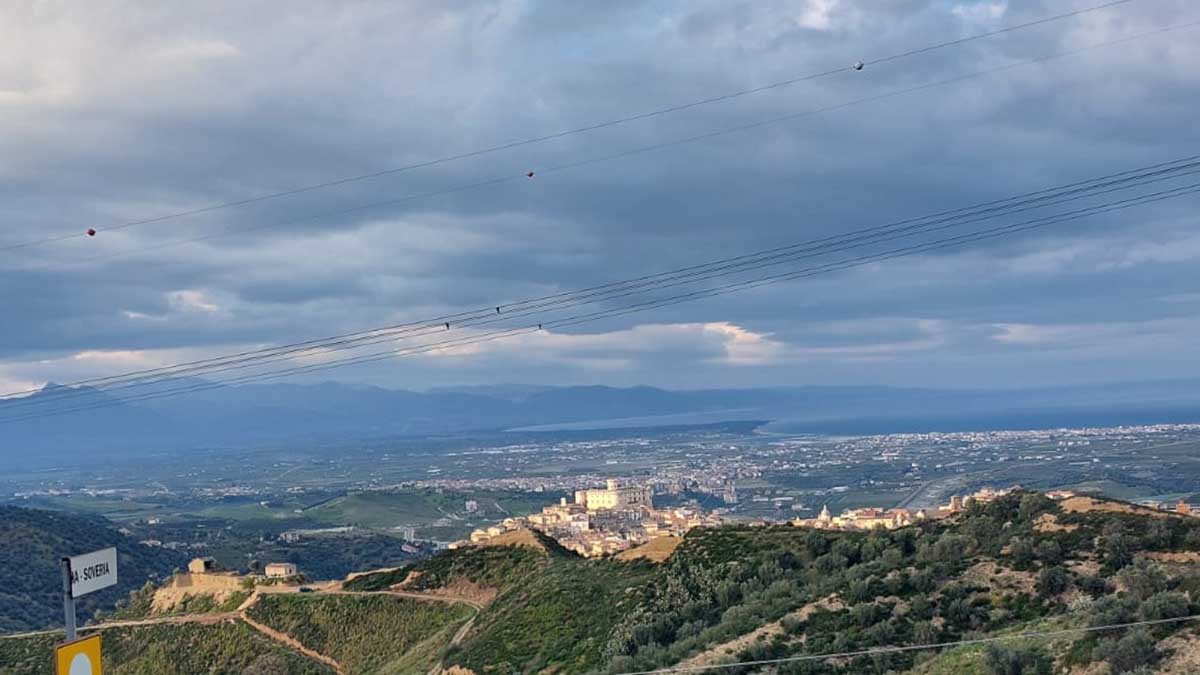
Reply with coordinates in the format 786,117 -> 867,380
187,557 -> 217,574
264,562 -> 299,578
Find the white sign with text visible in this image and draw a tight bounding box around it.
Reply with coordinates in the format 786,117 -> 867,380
68,547 -> 118,597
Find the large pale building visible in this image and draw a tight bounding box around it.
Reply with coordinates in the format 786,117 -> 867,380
575,479 -> 653,511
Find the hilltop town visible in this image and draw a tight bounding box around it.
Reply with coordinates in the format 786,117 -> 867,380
466,478 -> 722,556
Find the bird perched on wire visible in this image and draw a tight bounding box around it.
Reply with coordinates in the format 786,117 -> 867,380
87,228 -> 96,237
526,171 -> 535,178
444,322 -> 451,330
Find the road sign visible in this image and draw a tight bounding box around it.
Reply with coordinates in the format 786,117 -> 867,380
54,634 -> 101,675
68,548 -> 118,597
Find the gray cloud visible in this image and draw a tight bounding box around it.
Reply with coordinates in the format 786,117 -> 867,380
2,0 -> 1199,392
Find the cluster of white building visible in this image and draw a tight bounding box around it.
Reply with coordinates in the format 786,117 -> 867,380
793,485 -> 1028,531
468,479 -> 720,557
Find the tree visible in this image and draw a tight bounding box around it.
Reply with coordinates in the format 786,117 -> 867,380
984,643 -> 1053,675
1008,538 -> 1035,570
1117,560 -> 1167,602
1018,493 -> 1051,522
1139,591 -> 1190,622
1034,539 -> 1061,565
1095,629 -> 1156,674
1036,566 -> 1071,598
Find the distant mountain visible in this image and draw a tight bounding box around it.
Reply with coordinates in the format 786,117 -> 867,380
3,379 -> 1200,467
0,505 -> 186,633
426,383 -> 557,401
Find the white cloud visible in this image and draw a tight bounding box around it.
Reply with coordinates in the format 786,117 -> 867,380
990,317 -> 1200,353
168,289 -> 222,314
951,2 -> 1007,25
795,0 -> 839,31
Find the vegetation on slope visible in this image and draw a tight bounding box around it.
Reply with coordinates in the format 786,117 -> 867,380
0,621 -> 332,675
246,593 -> 473,673
253,533 -> 426,580
450,557 -> 658,673
350,492 -> 1200,674
601,492 -> 1200,674
9,492 -> 1200,675
343,542 -> 550,592
0,506 -> 186,632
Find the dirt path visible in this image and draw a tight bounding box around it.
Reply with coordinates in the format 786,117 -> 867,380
2,583 -> 483,675
237,585 -> 483,674
0,611 -> 238,640
381,589 -> 485,611
240,610 -> 346,674
333,586 -> 483,675
426,607 -> 479,675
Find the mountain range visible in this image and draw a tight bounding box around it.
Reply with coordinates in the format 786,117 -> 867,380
3,378 -> 1200,467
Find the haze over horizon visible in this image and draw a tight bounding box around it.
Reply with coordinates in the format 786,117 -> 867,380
4,0 -> 1200,398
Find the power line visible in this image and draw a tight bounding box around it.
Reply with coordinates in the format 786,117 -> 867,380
5,179 -> 1196,423
615,614 -> 1200,674
5,155 -> 1198,409
0,0 -> 1138,254
48,17 -> 1200,267
7,160 -> 1199,408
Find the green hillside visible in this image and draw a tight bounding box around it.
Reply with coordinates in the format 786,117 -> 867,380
246,594 -> 474,673
346,492 -> 1200,674
0,506 -> 186,632
0,621 -> 333,675
7,492 -> 1200,674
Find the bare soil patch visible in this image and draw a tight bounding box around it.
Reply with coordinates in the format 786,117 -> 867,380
1034,513 -> 1079,532
963,561 -> 1037,594
1060,496 -> 1173,518
483,528 -> 548,552
615,536 -> 682,563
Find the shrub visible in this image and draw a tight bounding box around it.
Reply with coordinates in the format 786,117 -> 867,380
1138,591 -> 1190,622
983,643 -> 1053,675
1094,628 -> 1156,674
1036,566 -> 1071,598
1117,560 -> 1168,601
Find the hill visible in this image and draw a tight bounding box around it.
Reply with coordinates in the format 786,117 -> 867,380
346,491 -> 1200,674
246,594 -> 474,673
7,492 -> 1200,673
0,506 -> 186,633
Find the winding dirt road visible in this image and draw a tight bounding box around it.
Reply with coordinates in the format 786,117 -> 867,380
1,583 -> 484,675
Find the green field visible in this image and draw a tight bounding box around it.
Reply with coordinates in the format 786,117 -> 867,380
306,488 -> 555,528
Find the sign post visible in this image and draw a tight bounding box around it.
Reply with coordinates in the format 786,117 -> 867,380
56,547 -> 117,673
60,558 -> 77,642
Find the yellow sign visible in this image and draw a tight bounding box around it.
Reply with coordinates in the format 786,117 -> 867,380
55,634 -> 101,675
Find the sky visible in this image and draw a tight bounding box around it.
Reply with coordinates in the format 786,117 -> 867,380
2,0 -> 1199,394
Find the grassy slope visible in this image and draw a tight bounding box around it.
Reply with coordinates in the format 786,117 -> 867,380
246,594 -> 473,674
450,558 -> 657,674
363,492 -> 1200,674
10,492 -> 1200,674
0,622 -> 332,675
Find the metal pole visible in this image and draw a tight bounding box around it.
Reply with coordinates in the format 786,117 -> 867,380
60,557 -> 76,642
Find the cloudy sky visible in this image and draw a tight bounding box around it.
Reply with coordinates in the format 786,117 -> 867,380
2,0 -> 1199,394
